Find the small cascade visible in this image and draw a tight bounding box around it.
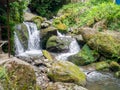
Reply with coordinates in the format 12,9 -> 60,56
14,32 -> 24,54
24,22 -> 40,50
56,31 -> 80,60
14,22 -> 42,57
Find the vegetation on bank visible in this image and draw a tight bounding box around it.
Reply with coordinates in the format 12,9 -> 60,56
56,0 -> 120,31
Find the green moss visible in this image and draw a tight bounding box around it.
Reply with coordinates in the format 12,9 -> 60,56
46,36 -> 70,52
41,27 -> 57,49
115,71 -> 120,78
95,61 -> 110,71
0,62 -> 36,90
48,61 -> 86,86
42,50 -> 53,61
31,16 -> 44,29
68,45 -> 99,66
52,19 -> 67,32
110,61 -> 120,72
88,32 -> 120,58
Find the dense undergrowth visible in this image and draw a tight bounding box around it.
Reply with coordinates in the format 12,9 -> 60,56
57,0 -> 120,31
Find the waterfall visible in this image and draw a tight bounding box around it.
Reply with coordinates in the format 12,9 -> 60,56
14,22 -> 42,56
23,22 -> 40,50
56,31 -> 80,60
14,32 -> 24,55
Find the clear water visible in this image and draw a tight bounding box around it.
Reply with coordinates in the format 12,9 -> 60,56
24,22 -> 40,50
85,71 -> 120,90
14,32 -> 24,54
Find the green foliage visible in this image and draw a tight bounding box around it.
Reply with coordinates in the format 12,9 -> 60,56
58,1 -> 120,31
10,0 -> 30,23
29,0 -> 65,18
0,0 -> 30,54
68,44 -> 99,66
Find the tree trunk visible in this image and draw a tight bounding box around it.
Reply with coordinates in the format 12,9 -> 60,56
0,27 -> 2,54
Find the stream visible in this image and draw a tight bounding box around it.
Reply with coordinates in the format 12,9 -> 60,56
85,71 -> 120,90
14,22 -> 120,90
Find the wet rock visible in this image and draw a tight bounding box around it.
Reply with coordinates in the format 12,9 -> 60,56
41,22 -> 50,28
46,36 -> 71,53
68,45 -> 100,66
41,21 -> 52,29
46,82 -> 88,90
73,35 -> 85,47
41,26 -> 58,49
47,60 -> 86,86
15,23 -> 28,50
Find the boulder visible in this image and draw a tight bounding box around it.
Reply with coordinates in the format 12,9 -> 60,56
0,58 -> 36,90
41,27 -> 58,49
80,28 -> 120,58
68,45 -> 100,66
47,60 -> 86,86
24,12 -> 37,21
46,82 -> 88,90
79,27 -> 98,42
88,31 -> 120,57
46,36 -> 71,53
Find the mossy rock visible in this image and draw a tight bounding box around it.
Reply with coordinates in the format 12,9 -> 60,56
52,19 -> 67,33
42,50 -> 53,61
47,60 -> 86,86
68,45 -> 100,66
88,31 -> 120,58
79,27 -> 98,42
41,27 -> 58,49
46,36 -> 70,53
110,61 -> 120,72
31,16 -> 44,29
0,60 -> 36,90
95,61 -> 110,71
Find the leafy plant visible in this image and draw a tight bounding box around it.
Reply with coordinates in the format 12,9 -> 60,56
57,1 -> 120,31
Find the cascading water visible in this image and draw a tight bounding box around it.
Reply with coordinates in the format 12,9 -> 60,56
14,22 -> 42,57
14,32 -> 24,54
24,22 -> 40,50
55,31 -> 80,60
